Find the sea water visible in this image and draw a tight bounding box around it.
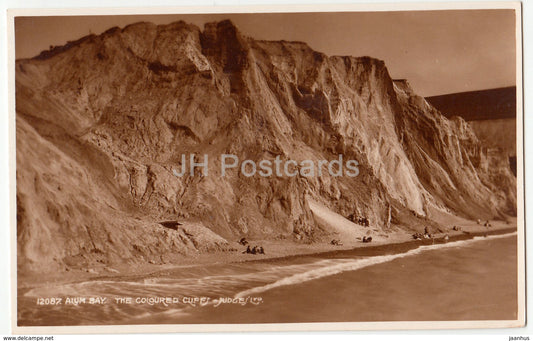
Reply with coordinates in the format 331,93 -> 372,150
18,233 -> 517,325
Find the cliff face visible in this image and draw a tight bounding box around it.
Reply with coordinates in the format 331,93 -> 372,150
426,87 -> 517,176
15,20 -> 516,274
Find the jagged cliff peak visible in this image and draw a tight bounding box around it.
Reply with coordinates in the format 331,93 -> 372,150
393,79 -> 414,95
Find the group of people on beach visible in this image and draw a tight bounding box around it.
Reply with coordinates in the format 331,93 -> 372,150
238,216 -> 493,255
243,245 -> 265,255
476,219 -> 492,227
331,234 -> 373,246
239,237 -> 265,255
412,226 -> 433,240
347,214 -> 370,227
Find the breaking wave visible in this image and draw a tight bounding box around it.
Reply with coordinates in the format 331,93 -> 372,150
235,232 -> 517,298
19,231 -> 516,325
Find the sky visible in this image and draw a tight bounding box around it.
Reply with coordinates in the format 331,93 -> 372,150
14,10 -> 517,97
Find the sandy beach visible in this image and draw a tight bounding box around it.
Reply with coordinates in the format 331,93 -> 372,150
17,215 -> 517,291
17,220 -> 518,326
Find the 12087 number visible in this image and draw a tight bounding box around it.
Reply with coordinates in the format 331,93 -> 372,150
36,297 -> 62,305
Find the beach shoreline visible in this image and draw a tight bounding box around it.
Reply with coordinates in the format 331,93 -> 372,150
17,217 -> 517,291
17,226 -> 518,326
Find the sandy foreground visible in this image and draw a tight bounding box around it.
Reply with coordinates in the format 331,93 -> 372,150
17,214 -> 518,290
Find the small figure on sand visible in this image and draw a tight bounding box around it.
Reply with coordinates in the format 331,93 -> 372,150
412,232 -> 423,240
331,239 -> 343,246
444,234 -> 449,242
362,236 -> 372,243
484,220 -> 492,227
452,225 -> 460,231
423,226 -> 432,239
239,237 -> 248,246
477,219 -> 481,225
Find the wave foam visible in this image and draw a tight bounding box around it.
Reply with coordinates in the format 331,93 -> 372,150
235,232 -> 516,298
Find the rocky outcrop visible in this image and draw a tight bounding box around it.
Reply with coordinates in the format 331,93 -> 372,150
15,20 -> 516,274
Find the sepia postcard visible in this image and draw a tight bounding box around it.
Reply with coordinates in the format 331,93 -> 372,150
7,1 -> 525,333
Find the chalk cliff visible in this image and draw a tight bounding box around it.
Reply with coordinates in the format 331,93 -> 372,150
16,20 -> 516,274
